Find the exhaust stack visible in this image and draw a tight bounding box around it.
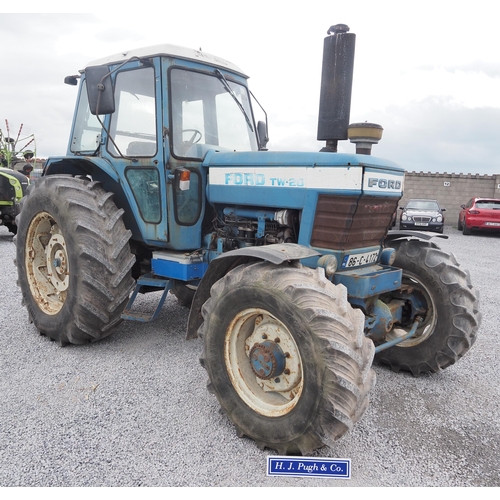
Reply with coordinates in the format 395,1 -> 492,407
317,24 -> 356,152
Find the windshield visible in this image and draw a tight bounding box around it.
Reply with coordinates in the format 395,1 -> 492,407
170,68 -> 258,159
406,200 -> 439,210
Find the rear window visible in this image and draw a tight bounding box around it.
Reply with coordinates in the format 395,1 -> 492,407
475,200 -> 500,209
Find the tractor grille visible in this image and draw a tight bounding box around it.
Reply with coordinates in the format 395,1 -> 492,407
311,194 -> 399,250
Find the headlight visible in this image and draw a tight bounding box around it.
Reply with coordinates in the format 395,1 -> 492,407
402,214 -> 408,221
437,215 -> 443,222
380,248 -> 396,265
317,255 -> 338,277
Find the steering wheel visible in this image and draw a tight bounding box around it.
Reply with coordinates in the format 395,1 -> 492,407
179,129 -> 203,157
182,129 -> 202,146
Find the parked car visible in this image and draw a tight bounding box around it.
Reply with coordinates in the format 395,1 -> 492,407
458,197 -> 500,235
399,199 -> 445,233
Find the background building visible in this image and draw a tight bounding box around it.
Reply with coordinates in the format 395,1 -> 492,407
398,172 -> 500,227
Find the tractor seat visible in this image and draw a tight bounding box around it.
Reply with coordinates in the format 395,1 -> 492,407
126,141 -> 156,157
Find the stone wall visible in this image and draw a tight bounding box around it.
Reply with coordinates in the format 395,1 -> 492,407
399,172 -> 500,227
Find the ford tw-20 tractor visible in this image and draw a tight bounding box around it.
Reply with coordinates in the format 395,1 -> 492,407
14,24 -> 481,455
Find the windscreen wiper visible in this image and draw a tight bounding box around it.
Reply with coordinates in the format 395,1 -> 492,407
214,69 -> 254,132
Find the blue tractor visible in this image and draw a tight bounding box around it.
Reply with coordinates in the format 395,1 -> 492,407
15,25 -> 481,455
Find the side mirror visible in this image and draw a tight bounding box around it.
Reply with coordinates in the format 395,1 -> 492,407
85,65 -> 115,115
64,74 -> 79,86
399,206 -> 403,210
442,208 -> 446,211
257,120 -> 269,150
460,204 -> 465,209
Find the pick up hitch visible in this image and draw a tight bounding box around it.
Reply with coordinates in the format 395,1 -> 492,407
374,317 -> 423,353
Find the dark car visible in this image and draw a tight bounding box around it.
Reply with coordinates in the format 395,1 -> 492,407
399,199 -> 445,233
458,197 -> 500,235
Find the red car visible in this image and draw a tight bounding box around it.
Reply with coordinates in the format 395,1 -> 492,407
458,198 -> 500,235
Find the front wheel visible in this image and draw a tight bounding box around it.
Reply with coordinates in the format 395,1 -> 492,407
377,239 -> 481,375
15,175 -> 136,345
199,261 -> 375,455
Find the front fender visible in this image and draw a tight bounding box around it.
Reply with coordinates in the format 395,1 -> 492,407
186,243 -> 319,339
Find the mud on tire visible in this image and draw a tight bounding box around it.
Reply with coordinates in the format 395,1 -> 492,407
199,261 -> 375,455
377,239 -> 481,375
15,175 -> 136,345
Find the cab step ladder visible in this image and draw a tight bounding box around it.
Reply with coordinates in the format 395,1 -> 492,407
122,273 -> 172,322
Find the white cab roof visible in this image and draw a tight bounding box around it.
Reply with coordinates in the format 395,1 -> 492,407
85,43 -> 248,77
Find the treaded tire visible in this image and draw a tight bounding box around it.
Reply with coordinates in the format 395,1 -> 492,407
457,217 -> 463,231
377,239 -> 481,375
462,221 -> 472,235
14,175 -> 136,345
170,280 -> 196,308
199,261 -> 375,455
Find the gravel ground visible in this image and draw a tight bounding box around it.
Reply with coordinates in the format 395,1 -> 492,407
0,223 -> 499,487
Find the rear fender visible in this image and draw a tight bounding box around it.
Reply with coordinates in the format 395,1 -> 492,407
186,243 -> 319,339
42,157 -> 142,238
385,229 -> 448,245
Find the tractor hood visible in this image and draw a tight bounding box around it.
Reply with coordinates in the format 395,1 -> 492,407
203,150 -> 404,208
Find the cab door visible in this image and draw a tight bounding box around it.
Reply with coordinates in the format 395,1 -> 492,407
105,59 -> 169,245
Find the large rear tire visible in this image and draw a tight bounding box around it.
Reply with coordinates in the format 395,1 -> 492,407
15,175 -> 136,345
170,280 -> 196,308
199,261 -> 375,455
377,239 -> 481,375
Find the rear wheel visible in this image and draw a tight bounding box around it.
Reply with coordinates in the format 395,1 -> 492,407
15,175 -> 136,345
462,221 -> 472,235
377,239 -> 481,375
170,280 -> 196,308
457,217 -> 463,231
199,261 -> 375,455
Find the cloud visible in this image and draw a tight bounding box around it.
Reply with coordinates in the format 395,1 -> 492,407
370,97 -> 500,174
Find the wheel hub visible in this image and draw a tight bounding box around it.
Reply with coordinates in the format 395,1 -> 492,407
25,212 -> 68,315
225,308 -> 303,417
46,233 -> 69,292
249,341 -> 286,380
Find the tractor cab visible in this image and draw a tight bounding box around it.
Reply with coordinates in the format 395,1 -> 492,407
53,45 -> 265,249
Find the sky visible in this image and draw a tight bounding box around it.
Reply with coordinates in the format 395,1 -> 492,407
1,1 -> 499,175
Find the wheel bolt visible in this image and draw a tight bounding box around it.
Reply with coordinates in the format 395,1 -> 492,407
274,378 -> 280,383
274,338 -> 280,343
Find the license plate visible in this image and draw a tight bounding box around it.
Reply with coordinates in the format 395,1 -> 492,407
341,250 -> 379,268
485,222 -> 500,226
415,222 -> 428,226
